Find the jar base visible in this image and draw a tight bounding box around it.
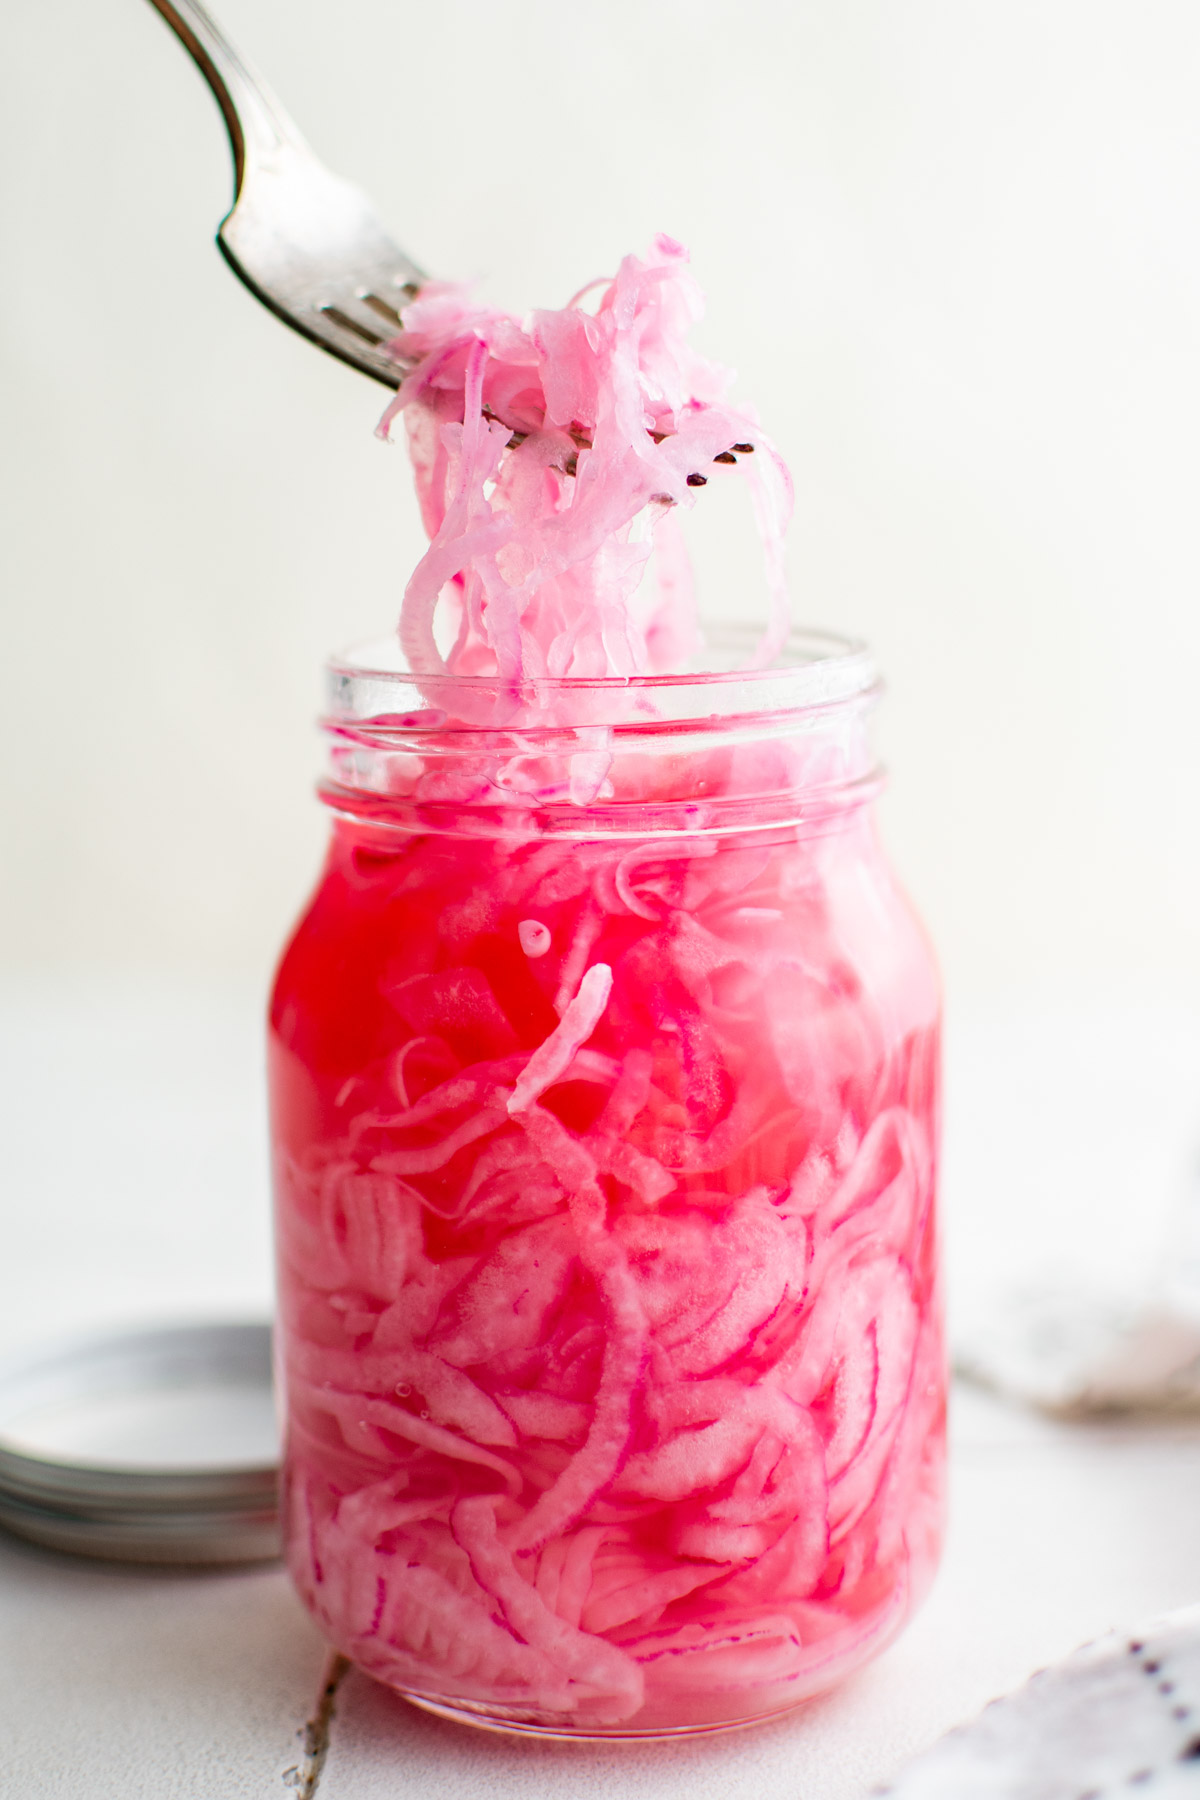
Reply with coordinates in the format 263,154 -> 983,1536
397,1686 -> 822,1743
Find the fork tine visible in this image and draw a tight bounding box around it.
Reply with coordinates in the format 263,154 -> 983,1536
318,305 -> 387,346
359,293 -> 405,328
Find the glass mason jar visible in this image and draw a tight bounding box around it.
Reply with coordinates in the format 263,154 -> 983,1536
268,629 -> 944,1739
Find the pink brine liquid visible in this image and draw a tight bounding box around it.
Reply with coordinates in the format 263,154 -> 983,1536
269,794 -> 944,1735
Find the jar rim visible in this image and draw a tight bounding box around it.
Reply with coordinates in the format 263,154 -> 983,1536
327,624 -> 877,728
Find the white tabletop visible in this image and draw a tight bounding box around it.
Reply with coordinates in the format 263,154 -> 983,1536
4,979 -> 1200,1797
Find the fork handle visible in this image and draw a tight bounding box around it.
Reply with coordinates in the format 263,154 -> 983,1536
144,0 -> 307,192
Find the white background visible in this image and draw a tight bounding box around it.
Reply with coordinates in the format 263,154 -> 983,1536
5,0 -> 1200,1351
4,14 -> 1200,1788
4,0 -> 1200,1006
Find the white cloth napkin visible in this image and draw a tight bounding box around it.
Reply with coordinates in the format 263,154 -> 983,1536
955,1165 -> 1200,1415
879,1604 -> 1200,1797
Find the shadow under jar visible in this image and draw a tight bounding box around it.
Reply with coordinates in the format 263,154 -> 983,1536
268,629 -> 945,1739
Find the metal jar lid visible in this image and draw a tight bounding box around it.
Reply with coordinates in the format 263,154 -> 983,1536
0,1320 -> 280,1565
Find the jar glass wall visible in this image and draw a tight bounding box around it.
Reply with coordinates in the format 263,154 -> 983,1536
268,630 -> 944,1738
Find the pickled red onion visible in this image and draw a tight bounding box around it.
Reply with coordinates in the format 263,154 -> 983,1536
271,236 -> 943,1736
378,235 -> 794,686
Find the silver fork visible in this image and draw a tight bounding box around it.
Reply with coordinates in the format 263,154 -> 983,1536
146,0 -> 425,387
